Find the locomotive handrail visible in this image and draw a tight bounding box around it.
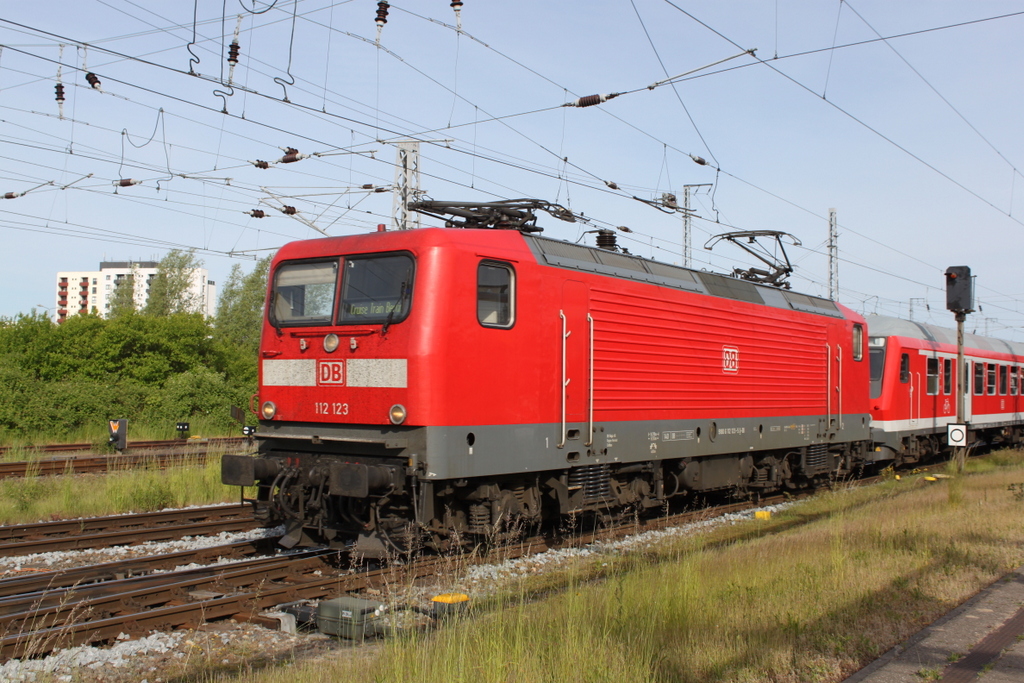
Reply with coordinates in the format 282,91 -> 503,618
586,313 -> 594,447
838,345 -> 844,430
826,343 -> 832,428
559,310 -> 569,449
253,433 -> 408,449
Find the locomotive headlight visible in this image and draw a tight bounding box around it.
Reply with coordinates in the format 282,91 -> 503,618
323,333 -> 340,353
389,404 -> 407,425
261,401 -> 277,420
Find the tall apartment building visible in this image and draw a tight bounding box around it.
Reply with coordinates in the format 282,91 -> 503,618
53,261 -> 216,322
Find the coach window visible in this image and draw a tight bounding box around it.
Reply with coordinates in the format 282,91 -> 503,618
926,358 -> 939,395
852,324 -> 863,361
999,365 -> 1008,395
1012,367 -> 1019,396
899,353 -> 910,384
943,358 -> 952,395
987,363 -> 997,395
477,261 -> 515,328
974,362 -> 985,395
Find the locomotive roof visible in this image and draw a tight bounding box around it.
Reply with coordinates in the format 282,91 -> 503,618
522,233 -> 849,319
866,314 -> 1024,357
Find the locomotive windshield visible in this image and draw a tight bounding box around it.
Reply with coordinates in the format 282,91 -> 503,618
869,346 -> 886,398
339,253 -> 414,324
270,260 -> 338,326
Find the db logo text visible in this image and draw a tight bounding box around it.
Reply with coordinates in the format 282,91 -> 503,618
317,360 -> 345,385
722,346 -> 739,374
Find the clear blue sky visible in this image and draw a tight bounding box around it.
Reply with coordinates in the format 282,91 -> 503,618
1,1 -> 1022,337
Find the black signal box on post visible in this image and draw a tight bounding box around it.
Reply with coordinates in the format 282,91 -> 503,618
945,266 -> 974,313
108,419 -> 127,451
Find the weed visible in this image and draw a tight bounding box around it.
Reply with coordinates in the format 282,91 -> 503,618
947,651 -> 964,662
916,667 -> 942,680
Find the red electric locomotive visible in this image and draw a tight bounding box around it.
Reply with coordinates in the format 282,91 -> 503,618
223,203 -> 873,554
867,315 -> 1024,462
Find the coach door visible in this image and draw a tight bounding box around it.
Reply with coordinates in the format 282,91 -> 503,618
559,281 -> 591,448
964,360 -> 973,422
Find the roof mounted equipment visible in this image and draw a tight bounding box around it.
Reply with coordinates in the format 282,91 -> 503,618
407,199 -> 577,233
704,230 -> 801,288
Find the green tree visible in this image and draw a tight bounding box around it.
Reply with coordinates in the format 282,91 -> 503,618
215,255 -> 271,357
107,269 -> 138,319
144,250 -> 204,316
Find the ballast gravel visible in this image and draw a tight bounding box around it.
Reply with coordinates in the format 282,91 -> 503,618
0,503 -> 791,681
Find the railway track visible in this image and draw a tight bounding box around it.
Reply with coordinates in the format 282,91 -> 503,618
0,504 -> 257,556
0,437 -> 251,480
0,465 -> 945,662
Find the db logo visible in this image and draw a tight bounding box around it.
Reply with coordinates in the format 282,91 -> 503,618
722,346 -> 739,374
317,360 -> 345,385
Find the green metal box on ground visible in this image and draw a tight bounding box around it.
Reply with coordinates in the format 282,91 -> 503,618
316,596 -> 386,639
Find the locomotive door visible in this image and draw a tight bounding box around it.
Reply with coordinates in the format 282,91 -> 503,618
824,326 -> 843,434
560,281 -> 590,448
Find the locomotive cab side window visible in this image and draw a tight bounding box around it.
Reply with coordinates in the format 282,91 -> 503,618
852,324 -> 863,361
478,261 -> 515,328
270,260 -> 339,326
926,357 -> 939,395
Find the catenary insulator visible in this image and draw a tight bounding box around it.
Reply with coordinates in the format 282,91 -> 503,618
281,205 -> 297,215
114,179 -> 141,187
617,225 -> 633,233
569,92 -> 620,108
85,73 -> 101,89
4,192 -> 20,199
276,152 -> 309,164
690,154 -> 708,166
55,83 -> 65,103
228,41 -> 240,66
246,209 -> 266,218
375,1 -> 390,26
361,183 -> 374,189
252,160 -> 270,169
450,0 -> 463,8
605,180 -> 619,190
374,186 -> 386,193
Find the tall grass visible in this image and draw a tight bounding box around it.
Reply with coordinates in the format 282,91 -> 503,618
0,453 -> 242,524
210,452 -> 1024,683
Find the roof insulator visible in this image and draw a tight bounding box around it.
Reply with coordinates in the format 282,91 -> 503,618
54,83 -> 65,103
246,209 -> 266,218
281,205 -> 298,215
567,92 -> 620,108
114,179 -> 142,187
85,73 -> 102,90
252,160 -> 271,169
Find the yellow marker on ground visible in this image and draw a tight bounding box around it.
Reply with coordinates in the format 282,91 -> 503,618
755,510 -> 771,520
